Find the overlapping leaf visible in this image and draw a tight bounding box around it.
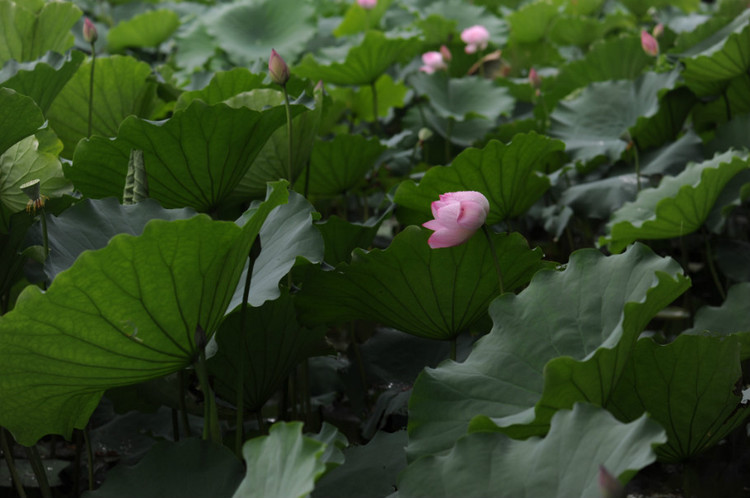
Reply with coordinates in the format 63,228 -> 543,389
69,100 -> 295,212
399,404 -> 666,498
607,334 -> 750,462
684,283 -> 750,358
296,226 -> 549,340
407,244 -> 689,458
0,182 -> 288,445
395,134 -> 564,223
0,88 -> 44,157
107,9 -> 180,53
409,73 -> 514,122
601,150 -> 750,254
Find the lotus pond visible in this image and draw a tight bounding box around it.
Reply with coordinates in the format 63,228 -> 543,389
1,0 -> 750,496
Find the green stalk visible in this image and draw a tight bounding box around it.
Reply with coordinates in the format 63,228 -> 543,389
704,231 -> 726,300
83,426 -> 94,491
481,225 -> 504,295
1,428 -> 26,498
282,85 -> 294,186
194,348 -> 220,443
371,81 -> 381,135
632,141 -> 641,192
178,369 -> 191,438
40,207 -> 49,258
25,445 -> 51,498
87,43 -> 96,138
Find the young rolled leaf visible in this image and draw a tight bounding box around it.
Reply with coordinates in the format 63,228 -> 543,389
399,403 -> 666,498
296,226 -> 549,340
0,182 -> 288,445
407,243 -> 689,458
69,100 -> 297,212
607,334 -> 750,462
395,134 -> 565,224
233,422 -> 329,498
600,150 -> 750,254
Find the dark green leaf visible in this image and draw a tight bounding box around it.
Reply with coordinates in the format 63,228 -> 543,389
107,9 -> 180,52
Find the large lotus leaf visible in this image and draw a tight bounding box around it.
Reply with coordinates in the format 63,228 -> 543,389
0,135 -> 71,213
233,422 -> 328,498
293,31 -> 417,86
47,55 -> 158,158
407,243 -> 689,458
228,191 -> 324,309
328,73 -> 407,122
0,0 -> 81,66
399,403 -> 665,498
629,87 -> 697,151
0,182 -> 288,445
706,112 -> 750,155
0,50 -> 85,114
209,292 -> 327,412
0,88 -> 44,157
295,134 -> 386,196
680,10 -> 750,96
229,86 -> 323,200
395,134 -> 565,224
334,0 -> 394,36
601,150 -> 750,254
607,334 -> 749,462
206,0 -> 315,67
296,226 -> 549,340
174,68 -> 266,112
506,0 -> 559,44
403,104 -> 496,147
640,130 -> 703,176
684,283 -> 750,358
315,211 -> 389,266
548,15 -> 604,46
409,72 -> 514,122
548,71 -> 680,165
85,438 -> 244,498
544,35 -> 652,105
107,9 -> 180,53
313,430 -> 407,498
68,100 -> 296,212
25,198 -> 197,282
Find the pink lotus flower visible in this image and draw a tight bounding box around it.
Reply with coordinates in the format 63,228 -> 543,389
268,49 -> 290,86
357,0 -> 377,9
420,51 -> 447,74
528,67 -> 541,89
422,191 -> 490,248
461,25 -> 490,54
641,30 -> 659,56
83,18 -> 98,44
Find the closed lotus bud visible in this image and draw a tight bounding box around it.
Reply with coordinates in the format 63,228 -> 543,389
83,18 -> 98,44
268,49 -> 290,86
652,23 -> 664,38
641,30 -> 659,57
528,67 -> 541,89
358,0 -> 377,9
440,45 -> 452,62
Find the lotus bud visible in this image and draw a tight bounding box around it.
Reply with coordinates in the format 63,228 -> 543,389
83,18 -> 98,44
418,128 -> 433,143
423,191 -> 490,249
440,45 -> 452,62
268,49 -> 290,86
528,67 -> 541,89
652,23 -> 664,38
641,30 -> 659,57
357,0 -> 377,9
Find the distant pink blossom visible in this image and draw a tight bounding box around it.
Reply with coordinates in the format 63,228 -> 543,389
357,0 -> 377,9
528,67 -> 541,89
440,45 -> 452,62
461,25 -> 490,54
641,30 -> 659,56
652,23 -> 664,38
423,191 -> 490,249
420,51 -> 447,74
83,18 -> 98,44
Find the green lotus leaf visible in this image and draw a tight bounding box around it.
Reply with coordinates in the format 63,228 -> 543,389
409,72 -> 514,122
601,150 -> 750,254
0,182 -> 288,445
209,292 -> 327,412
206,0 -> 315,67
68,100 -> 297,212
26,198 -> 196,282
419,0 -> 508,46
0,50 -> 85,114
173,20 -> 216,73
407,243 -> 689,458
315,211 -> 390,266
403,103 -> 496,147
607,334 -> 749,462
629,87 -> 697,151
46,55 -> 158,158
548,71 -> 680,165
0,0 -> 81,66
506,0 -> 560,44
548,15 -> 603,47
296,226 -> 549,340
684,283 -> 750,359
107,9 -> 180,53
544,35 -> 652,106
174,67 -> 266,113
706,112 -> 750,155
87,438 -> 244,498
399,404 -> 665,498
680,10 -> 750,96
293,31 -> 418,86
395,134 -> 565,224
328,73 -> 408,122
233,422 -> 329,498
295,135 -> 386,196
0,135 -> 71,213
334,0 -> 394,36
0,88 -> 44,157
